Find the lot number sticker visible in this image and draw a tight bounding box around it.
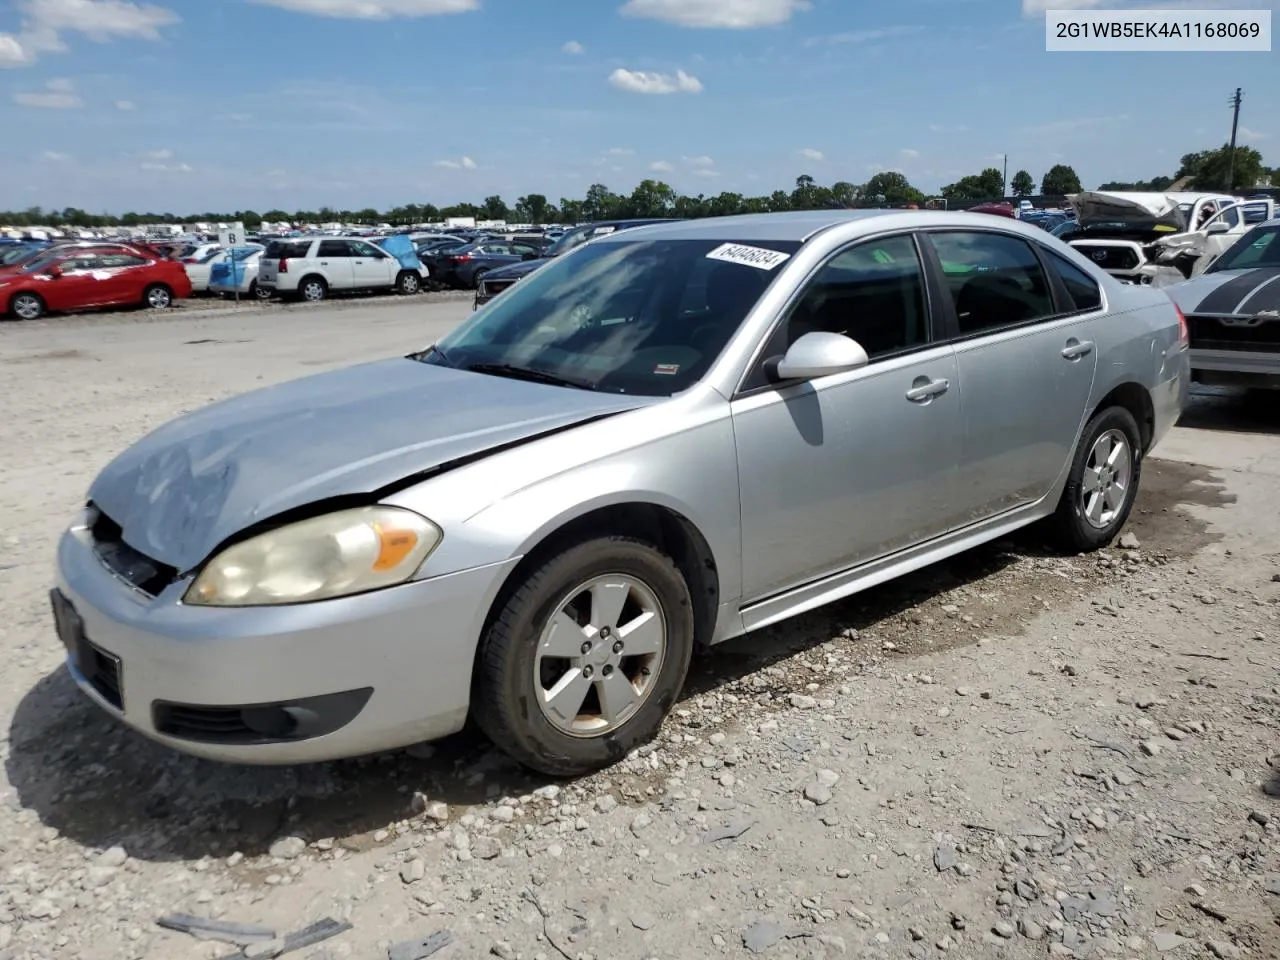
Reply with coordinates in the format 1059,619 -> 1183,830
706,243 -> 791,271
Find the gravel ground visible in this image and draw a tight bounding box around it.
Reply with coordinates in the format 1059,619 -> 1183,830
1,304 -> 1279,960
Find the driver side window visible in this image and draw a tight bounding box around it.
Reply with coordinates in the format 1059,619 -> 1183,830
743,233 -> 930,391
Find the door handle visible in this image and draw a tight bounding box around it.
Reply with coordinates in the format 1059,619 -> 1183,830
1061,339 -> 1094,360
320,261 -> 329,265
905,377 -> 950,403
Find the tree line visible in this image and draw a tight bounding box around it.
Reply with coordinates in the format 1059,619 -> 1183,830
3,144 -> 1271,230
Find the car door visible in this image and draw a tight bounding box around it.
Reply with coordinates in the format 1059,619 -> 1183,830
315,239 -> 356,289
348,239 -> 395,287
94,252 -> 152,304
731,232 -> 963,602
922,229 -> 1101,524
41,254 -> 107,310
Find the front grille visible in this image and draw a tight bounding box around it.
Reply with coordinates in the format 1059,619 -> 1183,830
81,639 -> 123,710
1187,314 -> 1280,353
89,506 -> 176,596
1076,246 -> 1140,271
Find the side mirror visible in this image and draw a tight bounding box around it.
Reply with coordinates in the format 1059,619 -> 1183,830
45,265 -> 63,279
1205,221 -> 1230,235
521,251 -> 539,261
770,331 -> 869,382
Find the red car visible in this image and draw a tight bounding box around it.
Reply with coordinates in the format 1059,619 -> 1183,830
0,245 -> 192,320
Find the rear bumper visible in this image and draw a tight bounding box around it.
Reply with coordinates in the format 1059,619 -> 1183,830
1191,347 -> 1280,389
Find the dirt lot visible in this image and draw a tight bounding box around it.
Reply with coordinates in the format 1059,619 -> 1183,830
1,302 -> 1279,960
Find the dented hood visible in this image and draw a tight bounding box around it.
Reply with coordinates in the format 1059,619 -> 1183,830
88,357 -> 645,572
1070,192 -> 1188,232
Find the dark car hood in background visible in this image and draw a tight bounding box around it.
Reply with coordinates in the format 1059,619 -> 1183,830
1165,267 -> 1280,318
88,358 -> 646,572
482,257 -> 552,282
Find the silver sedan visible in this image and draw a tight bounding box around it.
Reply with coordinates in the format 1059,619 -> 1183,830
52,211 -> 1188,775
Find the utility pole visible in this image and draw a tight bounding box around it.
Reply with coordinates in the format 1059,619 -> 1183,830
1002,154 -> 1009,199
1226,87 -> 1243,192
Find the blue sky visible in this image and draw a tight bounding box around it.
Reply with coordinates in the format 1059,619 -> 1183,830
1,0 -> 1277,214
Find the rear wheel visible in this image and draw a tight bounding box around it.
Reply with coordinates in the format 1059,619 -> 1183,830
8,292 -> 45,321
249,280 -> 272,301
471,268 -> 489,289
396,270 -> 421,295
143,284 -> 173,309
473,536 -> 695,777
298,276 -> 327,302
1048,406 -> 1143,552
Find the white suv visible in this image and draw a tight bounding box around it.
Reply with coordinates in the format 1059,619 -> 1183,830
258,237 -> 428,302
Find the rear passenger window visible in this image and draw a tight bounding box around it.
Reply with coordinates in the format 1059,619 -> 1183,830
926,231 -> 1054,335
1045,251 -> 1102,312
318,240 -> 352,257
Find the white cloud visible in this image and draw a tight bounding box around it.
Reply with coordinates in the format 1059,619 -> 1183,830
143,147 -> 172,159
42,149 -> 69,160
900,147 -> 920,158
0,34 -> 36,67
12,76 -> 81,107
693,168 -> 721,178
650,160 -> 675,172
928,123 -> 968,133
1,0 -> 179,68
684,155 -> 715,167
433,155 -> 477,170
114,98 -> 135,110
248,0 -> 478,18
562,39 -> 585,54
1240,127 -> 1269,142
607,147 -> 634,156
798,147 -> 824,161
621,0 -> 809,29
609,67 -> 702,95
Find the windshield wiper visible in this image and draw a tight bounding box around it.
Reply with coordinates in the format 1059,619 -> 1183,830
465,362 -> 597,391
408,343 -> 451,364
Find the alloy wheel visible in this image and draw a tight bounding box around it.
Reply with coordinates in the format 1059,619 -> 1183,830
534,575 -> 667,737
1080,428 -> 1132,529
12,295 -> 42,320
147,287 -> 172,309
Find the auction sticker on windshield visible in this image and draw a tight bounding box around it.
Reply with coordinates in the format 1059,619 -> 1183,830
706,243 -> 792,271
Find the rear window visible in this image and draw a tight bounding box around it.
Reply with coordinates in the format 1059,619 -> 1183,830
265,240 -> 313,259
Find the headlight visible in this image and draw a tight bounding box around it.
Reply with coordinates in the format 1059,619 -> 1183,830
184,506 -> 442,607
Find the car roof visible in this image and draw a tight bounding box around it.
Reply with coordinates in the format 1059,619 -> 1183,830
588,209 -> 1042,244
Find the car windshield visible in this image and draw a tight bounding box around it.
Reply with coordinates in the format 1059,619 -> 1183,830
1206,224 -> 1280,272
415,237 -> 801,397
0,246 -> 39,266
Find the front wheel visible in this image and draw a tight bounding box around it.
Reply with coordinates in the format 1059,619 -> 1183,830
471,268 -> 488,289
8,292 -> 45,321
1048,406 -> 1143,552
473,537 -> 695,777
143,284 -> 173,309
396,271 -> 421,295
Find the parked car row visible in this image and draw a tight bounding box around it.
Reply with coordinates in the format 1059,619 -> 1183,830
0,239 -> 192,321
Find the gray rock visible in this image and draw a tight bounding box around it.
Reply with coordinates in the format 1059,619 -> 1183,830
1207,942 -> 1242,959
596,795 -> 618,814
471,837 -> 502,860
1018,918 -> 1045,941
1152,931 -> 1187,952
244,939 -> 286,960
631,912 -> 656,931
97,846 -> 128,868
400,859 -> 426,884
933,845 -> 957,872
268,837 -> 307,860
993,920 -> 1015,939
1140,740 -> 1162,757
1015,879 -> 1037,900
804,782 -> 832,806
789,694 -> 817,710
742,921 -> 786,954
489,805 -> 516,823
1263,876 -> 1280,895
1248,811 -> 1270,827
1118,532 -> 1140,549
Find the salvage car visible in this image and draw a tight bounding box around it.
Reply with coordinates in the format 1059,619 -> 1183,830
1061,191 -> 1241,284
3,246 -> 191,320
208,246 -> 271,300
258,236 -> 429,302
474,218 -> 677,309
1164,217 -> 1280,389
52,211 -> 1187,773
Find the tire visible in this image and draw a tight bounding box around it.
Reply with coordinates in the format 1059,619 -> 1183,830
8,292 -> 45,321
1047,406 -> 1143,552
249,280 -> 272,301
298,276 -> 327,303
143,284 -> 173,309
396,271 -> 421,295
473,536 -> 695,777
471,268 -> 488,290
